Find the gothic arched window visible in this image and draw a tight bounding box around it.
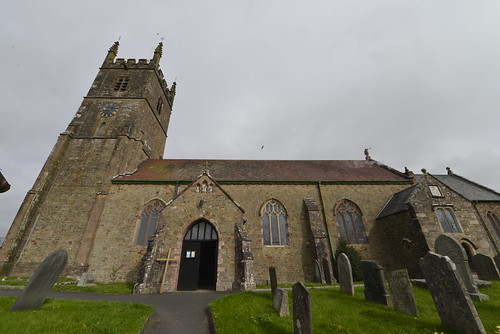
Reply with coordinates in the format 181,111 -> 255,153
135,200 -> 166,246
435,208 -> 462,233
261,199 -> 288,246
487,211 -> 500,239
335,200 -> 368,244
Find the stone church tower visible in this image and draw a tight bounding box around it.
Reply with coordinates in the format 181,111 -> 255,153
0,42 -> 175,276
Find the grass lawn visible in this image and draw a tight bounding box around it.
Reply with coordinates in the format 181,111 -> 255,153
210,283 -> 500,334
0,296 -> 153,334
0,277 -> 135,295
52,282 -> 135,295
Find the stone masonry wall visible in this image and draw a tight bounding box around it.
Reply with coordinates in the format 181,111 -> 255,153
371,209 -> 429,277
88,179 -> 409,288
473,202 -> 500,255
88,183 -> 177,283
411,175 -> 498,258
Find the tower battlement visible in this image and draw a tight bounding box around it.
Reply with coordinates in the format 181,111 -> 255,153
101,41 -> 175,107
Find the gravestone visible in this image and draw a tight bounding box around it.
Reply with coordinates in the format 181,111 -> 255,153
495,254 -> 500,272
434,235 -> 487,300
273,287 -> 290,317
420,252 -> 486,334
77,273 -> 97,287
10,249 -> 68,311
293,282 -> 312,334
386,269 -> 418,316
360,260 -> 389,305
337,253 -> 354,296
269,266 -> 278,297
472,253 -> 500,281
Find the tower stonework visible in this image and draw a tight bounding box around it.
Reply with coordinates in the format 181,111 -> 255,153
0,42 -> 175,276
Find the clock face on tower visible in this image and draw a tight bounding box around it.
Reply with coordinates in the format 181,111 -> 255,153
99,104 -> 119,118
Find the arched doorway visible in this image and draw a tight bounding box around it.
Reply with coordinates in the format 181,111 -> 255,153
178,220 -> 218,291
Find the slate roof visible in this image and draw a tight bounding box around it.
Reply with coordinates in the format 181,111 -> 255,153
377,185 -> 416,219
114,159 -> 411,183
377,172 -> 500,219
433,174 -> 500,202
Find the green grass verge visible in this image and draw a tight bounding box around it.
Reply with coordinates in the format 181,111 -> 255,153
0,277 -> 134,295
210,283 -> 500,334
255,282 -> 339,289
0,297 -> 153,334
52,282 -> 134,295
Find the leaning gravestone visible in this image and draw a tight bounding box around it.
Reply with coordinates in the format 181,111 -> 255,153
434,235 -> 487,301
471,253 -> 500,281
420,252 -> 486,334
269,266 -> 278,297
293,282 -> 312,334
494,254 -> 500,271
273,287 -> 290,317
10,249 -> 68,311
337,253 -> 354,296
360,260 -> 389,305
386,269 -> 418,316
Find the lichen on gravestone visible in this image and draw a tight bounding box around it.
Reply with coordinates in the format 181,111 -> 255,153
420,251 -> 486,334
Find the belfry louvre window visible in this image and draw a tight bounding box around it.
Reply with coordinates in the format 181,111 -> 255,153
136,200 -> 166,246
261,200 -> 288,246
114,77 -> 130,91
435,208 -> 462,233
487,211 -> 500,239
335,200 -> 367,244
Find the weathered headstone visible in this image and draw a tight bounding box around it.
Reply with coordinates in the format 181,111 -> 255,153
293,282 -> 312,334
269,266 -> 278,297
77,273 -> 97,287
495,254 -> 500,272
273,287 -> 290,316
434,235 -> 488,300
386,269 -> 418,316
337,253 -> 354,296
10,249 -> 68,311
360,260 -> 389,305
420,252 -> 486,334
471,253 -> 500,281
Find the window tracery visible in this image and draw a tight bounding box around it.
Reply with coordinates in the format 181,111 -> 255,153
435,207 -> 462,233
261,199 -> 288,246
335,200 -> 368,244
135,200 -> 166,246
487,211 -> 500,239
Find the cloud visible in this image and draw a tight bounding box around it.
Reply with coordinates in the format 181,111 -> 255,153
1,0 -> 500,236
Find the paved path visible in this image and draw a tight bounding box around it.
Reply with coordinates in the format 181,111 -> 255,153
0,289 -> 231,334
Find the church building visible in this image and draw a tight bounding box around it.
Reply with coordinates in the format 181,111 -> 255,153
1,42 -> 499,292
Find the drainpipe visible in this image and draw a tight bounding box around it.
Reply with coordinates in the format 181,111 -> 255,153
472,201 -> 500,254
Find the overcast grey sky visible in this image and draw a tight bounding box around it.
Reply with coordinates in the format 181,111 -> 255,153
1,1 -> 500,237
